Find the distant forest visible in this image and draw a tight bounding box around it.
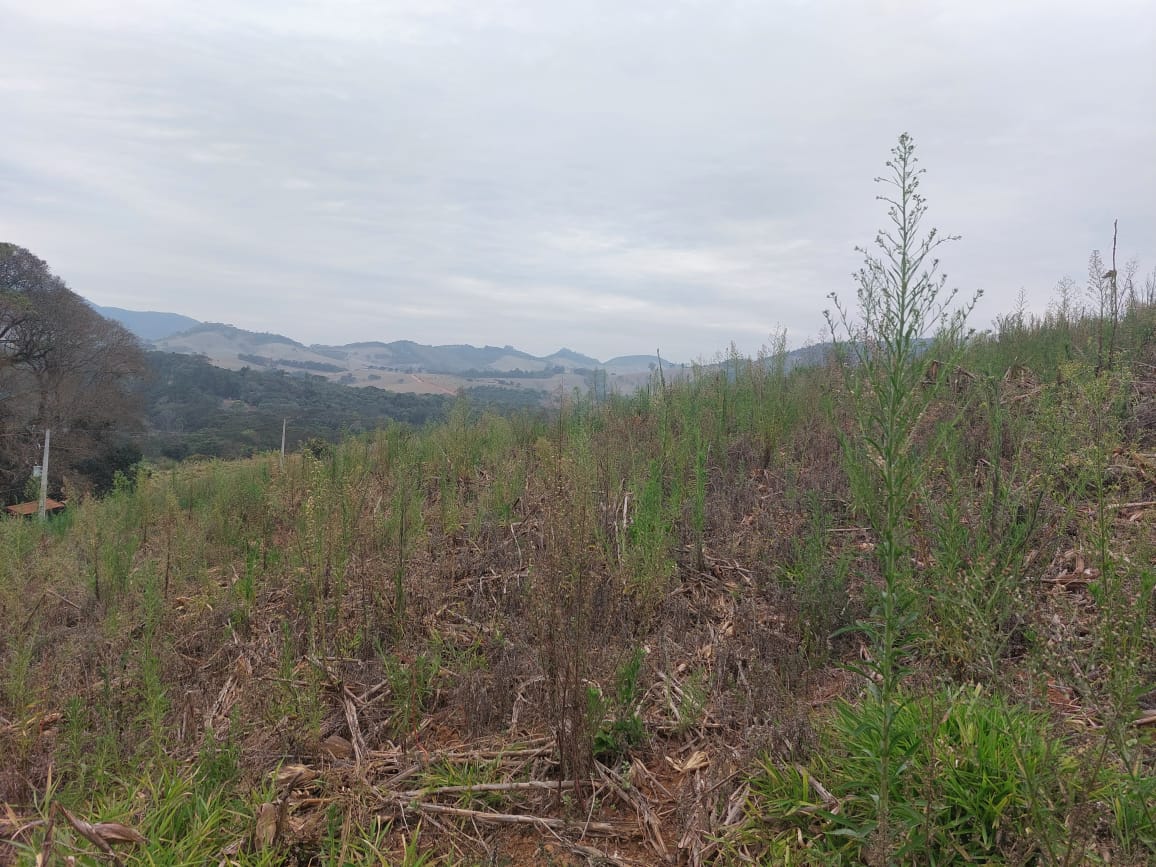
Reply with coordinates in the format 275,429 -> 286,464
139,351 -> 450,461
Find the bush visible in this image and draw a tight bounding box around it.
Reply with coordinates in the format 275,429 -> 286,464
747,685 -> 1074,863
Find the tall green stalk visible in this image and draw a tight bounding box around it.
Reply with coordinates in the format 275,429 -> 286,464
826,132 -> 977,859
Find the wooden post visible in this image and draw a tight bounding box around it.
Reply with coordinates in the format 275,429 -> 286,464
280,418 -> 287,471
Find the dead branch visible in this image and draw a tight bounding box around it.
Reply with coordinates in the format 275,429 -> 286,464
399,779 -> 579,798
383,799 -> 629,837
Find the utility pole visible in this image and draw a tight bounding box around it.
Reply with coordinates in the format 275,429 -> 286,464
280,418 -> 287,471
38,429 -> 50,520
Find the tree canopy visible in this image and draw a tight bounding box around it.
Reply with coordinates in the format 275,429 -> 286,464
1,243 -> 146,503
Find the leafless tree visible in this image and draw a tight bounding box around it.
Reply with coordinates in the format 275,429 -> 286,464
1086,221 -> 1123,373
1121,258 -> 1140,313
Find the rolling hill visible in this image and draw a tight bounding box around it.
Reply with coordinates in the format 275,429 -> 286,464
93,304 -> 829,401
145,322 -> 688,398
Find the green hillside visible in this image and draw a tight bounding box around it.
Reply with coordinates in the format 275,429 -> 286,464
139,351 -> 451,461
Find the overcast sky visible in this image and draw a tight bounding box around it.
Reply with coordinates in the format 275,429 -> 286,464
2,1 -> 1153,361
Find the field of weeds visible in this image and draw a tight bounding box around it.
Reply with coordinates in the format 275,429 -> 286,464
3,145 -> 1155,865
2,309 -> 1153,864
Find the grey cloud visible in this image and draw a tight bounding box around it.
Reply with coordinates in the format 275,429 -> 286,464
1,0 -> 1153,360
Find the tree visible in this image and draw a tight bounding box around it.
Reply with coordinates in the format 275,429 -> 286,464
1,244 -> 62,370
0,243 -> 147,501
1086,221 -> 1123,373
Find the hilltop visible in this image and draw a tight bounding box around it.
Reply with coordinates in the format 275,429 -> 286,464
88,304 -> 202,342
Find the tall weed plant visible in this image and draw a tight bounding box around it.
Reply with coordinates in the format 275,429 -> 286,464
825,132 -> 977,859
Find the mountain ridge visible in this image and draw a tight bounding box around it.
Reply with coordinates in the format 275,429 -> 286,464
92,302 -> 826,398
89,303 -> 201,341
92,302 -> 682,372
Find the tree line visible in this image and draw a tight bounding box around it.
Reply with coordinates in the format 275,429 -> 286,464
141,351 -> 449,461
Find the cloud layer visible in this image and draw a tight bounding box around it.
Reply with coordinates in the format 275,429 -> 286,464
2,0 -> 1153,359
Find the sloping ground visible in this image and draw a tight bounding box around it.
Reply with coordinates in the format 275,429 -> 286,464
1,319 -> 1155,865
0,420 -> 857,863
154,324 -> 341,372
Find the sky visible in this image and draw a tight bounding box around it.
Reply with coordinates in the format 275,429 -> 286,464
2,0 -> 1154,362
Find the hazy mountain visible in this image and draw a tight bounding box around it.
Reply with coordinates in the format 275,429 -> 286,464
545,347 -> 602,369
90,304 -> 201,341
144,319 -> 684,383
335,340 -> 551,373
604,354 -> 667,373
94,303 -> 831,399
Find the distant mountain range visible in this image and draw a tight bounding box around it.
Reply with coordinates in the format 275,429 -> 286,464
91,302 -> 827,398
89,304 -> 202,342
89,304 -> 686,398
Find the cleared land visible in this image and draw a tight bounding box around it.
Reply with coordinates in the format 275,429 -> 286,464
2,302 -> 1155,865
